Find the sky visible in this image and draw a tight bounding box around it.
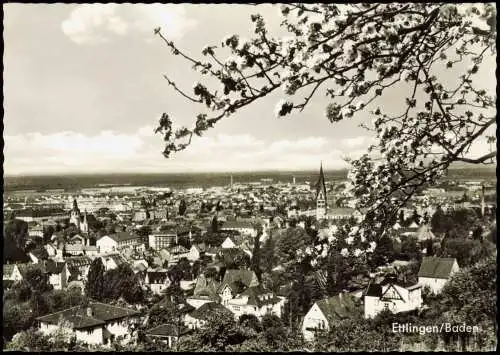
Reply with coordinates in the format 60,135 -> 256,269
3,4 -> 496,175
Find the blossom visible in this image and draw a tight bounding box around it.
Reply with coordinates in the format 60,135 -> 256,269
305,246 -> 312,255
340,248 -> 349,257
328,234 -> 337,243
311,259 -> 318,267
353,248 -> 363,257
346,236 -> 354,245
320,248 -> 328,258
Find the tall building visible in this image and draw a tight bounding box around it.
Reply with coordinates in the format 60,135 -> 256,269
69,199 -> 89,233
69,198 -> 81,229
316,162 -> 327,220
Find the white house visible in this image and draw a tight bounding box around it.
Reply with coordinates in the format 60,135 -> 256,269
302,293 -> 357,342
221,237 -> 237,249
97,232 -> 142,254
418,257 -> 460,294
220,220 -> 258,237
3,264 -> 26,282
187,244 -> 206,262
187,275 -> 221,309
145,270 -> 171,295
217,269 -> 259,306
100,254 -> 128,271
36,302 -> 140,345
225,285 -> 286,320
364,281 -> 423,319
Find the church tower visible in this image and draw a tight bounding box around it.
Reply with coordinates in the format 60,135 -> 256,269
316,162 -> 327,220
80,210 -> 89,234
70,198 -> 81,230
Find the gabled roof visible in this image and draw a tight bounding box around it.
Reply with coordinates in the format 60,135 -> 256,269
65,256 -> 92,267
169,245 -> 189,254
315,293 -> 356,323
192,275 -> 220,301
146,271 -> 169,284
36,302 -> 140,329
106,231 -> 139,243
221,220 -> 255,230
418,257 -> 458,279
188,302 -> 232,321
41,260 -> 66,274
146,324 -> 191,337
237,285 -> 281,307
218,269 -> 258,294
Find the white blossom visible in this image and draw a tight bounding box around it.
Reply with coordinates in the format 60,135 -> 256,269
305,246 -> 312,255
353,248 -> 363,257
346,236 -> 355,245
340,248 -> 349,257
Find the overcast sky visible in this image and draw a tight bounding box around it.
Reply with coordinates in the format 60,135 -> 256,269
3,4 -> 496,175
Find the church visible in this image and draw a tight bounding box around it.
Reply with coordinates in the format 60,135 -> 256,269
315,162 -> 328,220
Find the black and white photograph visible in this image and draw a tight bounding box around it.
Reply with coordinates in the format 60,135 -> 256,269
2,3 -> 497,351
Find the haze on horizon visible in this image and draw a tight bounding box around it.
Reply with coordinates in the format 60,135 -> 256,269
3,4 -> 495,175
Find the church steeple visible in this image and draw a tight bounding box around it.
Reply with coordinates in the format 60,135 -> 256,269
316,162 -> 327,220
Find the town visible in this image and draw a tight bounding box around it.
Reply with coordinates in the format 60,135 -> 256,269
3,165 -> 497,351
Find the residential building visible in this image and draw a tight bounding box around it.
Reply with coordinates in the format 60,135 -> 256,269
226,285 -> 286,320
97,232 -> 142,254
217,269 -> 259,306
418,257 -> 460,294
302,293 -> 357,342
145,270 -> 171,295
364,280 -> 423,319
145,324 -> 191,348
187,275 -> 220,309
36,302 -> 140,345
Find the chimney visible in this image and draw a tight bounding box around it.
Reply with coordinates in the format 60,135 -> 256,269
86,306 -> 93,317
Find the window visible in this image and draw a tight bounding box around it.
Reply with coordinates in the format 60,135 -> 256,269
233,306 -> 240,311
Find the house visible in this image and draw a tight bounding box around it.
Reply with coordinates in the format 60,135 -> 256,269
186,275 -> 221,309
166,245 -> 190,264
302,293 -> 357,342
40,260 -> 69,290
221,237 -> 237,249
44,243 -> 58,257
28,223 -> 44,238
36,302 -> 140,345
220,220 -> 258,237
145,270 -> 171,295
418,257 -> 460,294
364,280 -> 423,319
184,302 -> 233,329
187,243 -> 206,262
226,285 -> 286,320
97,232 -> 142,254
218,269 -> 259,306
65,256 -> 93,282
3,264 -> 24,282
100,254 -> 128,271
145,324 -> 191,348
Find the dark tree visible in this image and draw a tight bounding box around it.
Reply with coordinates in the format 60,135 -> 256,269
250,225 -> 263,282
211,216 -> 219,233
178,199 -> 187,216
85,257 -> 105,301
